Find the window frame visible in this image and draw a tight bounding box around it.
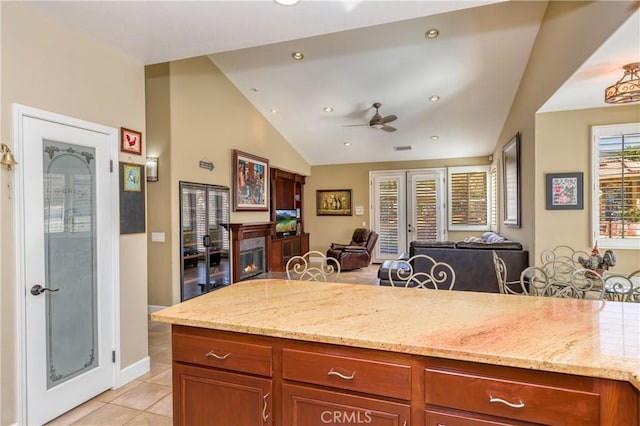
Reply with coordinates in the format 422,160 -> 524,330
591,122 -> 640,250
447,165 -> 491,232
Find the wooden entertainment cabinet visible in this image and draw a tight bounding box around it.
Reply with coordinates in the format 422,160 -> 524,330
270,167 -> 309,271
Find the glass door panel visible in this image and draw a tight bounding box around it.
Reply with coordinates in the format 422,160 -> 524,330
43,140 -> 98,388
181,182 -> 231,301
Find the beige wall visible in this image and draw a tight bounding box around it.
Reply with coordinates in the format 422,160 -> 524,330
491,1 -> 637,263
1,3 -> 148,423
306,157 -> 490,254
536,105 -> 640,271
145,56 -> 310,306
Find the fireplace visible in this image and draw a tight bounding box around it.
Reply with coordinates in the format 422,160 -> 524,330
239,238 -> 265,280
230,222 -> 274,282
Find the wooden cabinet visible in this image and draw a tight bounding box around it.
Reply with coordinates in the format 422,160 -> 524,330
172,326 -> 273,425
173,363 -> 272,426
171,326 -> 639,426
270,233 -> 309,271
270,167 -> 309,270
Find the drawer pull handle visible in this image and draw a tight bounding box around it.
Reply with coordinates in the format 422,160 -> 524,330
205,350 -> 230,360
327,368 -> 355,380
262,392 -> 270,421
489,395 -> 525,409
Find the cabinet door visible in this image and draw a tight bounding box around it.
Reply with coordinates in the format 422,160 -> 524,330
282,383 -> 410,426
426,408 -> 531,425
174,362 -> 272,426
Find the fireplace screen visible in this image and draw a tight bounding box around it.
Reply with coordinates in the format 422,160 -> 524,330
239,237 -> 266,280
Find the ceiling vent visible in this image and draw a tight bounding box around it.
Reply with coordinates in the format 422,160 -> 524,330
393,145 -> 412,152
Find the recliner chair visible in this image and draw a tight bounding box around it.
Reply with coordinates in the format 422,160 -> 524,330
326,228 -> 378,271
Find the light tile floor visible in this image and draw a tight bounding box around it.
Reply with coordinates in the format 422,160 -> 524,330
46,264 -> 380,425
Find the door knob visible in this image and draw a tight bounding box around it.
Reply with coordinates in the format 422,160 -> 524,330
30,285 -> 60,296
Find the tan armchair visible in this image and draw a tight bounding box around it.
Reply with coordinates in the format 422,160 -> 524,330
326,228 -> 378,271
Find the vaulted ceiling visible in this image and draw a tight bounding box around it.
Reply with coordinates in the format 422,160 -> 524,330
24,1 -> 640,165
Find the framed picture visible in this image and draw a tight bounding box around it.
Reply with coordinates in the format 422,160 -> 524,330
502,132 -> 521,228
123,163 -> 142,192
546,172 -> 583,210
316,189 -> 352,216
121,127 -> 142,155
233,150 -> 269,211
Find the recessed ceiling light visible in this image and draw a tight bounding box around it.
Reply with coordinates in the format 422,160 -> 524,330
429,95 -> 440,102
430,135 -> 439,140
425,28 -> 440,39
291,52 -> 304,60
324,106 -> 334,112
344,142 -> 352,147
270,109 -> 277,114
274,0 -> 300,5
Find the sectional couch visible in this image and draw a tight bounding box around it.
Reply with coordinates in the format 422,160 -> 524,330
378,233 -> 529,293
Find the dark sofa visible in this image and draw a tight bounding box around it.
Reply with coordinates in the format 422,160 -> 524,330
378,235 -> 528,293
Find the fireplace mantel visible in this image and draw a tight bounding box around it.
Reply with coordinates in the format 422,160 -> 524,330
230,222 -> 275,283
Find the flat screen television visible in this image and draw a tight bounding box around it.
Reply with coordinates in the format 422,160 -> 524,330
275,209 -> 298,235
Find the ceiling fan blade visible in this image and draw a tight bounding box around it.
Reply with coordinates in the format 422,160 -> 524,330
381,125 -> 397,132
342,123 -> 369,127
381,114 -> 397,124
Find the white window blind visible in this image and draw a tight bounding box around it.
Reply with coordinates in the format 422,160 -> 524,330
490,167 -> 497,230
593,123 -> 640,249
376,178 -> 400,255
448,166 -> 490,230
414,178 -> 437,240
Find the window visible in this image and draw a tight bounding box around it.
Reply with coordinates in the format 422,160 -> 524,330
592,123 -> 640,249
448,166 -> 490,231
490,166 -> 497,230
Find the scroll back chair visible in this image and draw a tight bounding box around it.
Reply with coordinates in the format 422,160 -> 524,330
286,251 -> 341,282
387,254 -> 456,290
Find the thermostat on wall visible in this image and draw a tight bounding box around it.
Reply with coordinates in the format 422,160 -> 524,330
355,206 -> 364,215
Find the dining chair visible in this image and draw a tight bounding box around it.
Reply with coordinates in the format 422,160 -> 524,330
492,251 -> 528,295
604,270 -> 640,302
387,254 -> 456,290
286,250 -> 341,282
520,261 -> 606,300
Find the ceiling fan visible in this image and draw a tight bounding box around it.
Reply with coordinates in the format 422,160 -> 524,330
344,102 -> 397,132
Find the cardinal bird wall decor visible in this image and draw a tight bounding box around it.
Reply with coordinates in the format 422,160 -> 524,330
120,127 -> 142,155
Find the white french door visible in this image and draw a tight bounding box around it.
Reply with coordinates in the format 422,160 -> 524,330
370,169 -> 446,263
15,105 -> 118,425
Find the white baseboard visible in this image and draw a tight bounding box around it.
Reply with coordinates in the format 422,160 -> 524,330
148,305 -> 168,314
118,356 -> 150,387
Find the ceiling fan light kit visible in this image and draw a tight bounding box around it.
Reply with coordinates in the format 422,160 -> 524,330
343,102 -> 397,132
604,62 -> 640,104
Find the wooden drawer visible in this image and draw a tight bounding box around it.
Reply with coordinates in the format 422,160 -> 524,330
283,383 -> 410,426
173,331 -> 272,377
425,407 -> 534,425
282,348 -> 411,400
425,368 -> 600,425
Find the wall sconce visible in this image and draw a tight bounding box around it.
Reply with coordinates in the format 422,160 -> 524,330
146,157 -> 158,182
1,144 -> 18,170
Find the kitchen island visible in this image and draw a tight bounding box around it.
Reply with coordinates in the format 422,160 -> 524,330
152,278 -> 640,425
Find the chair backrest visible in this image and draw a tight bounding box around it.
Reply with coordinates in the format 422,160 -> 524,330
520,262 -> 606,300
492,251 -> 528,295
364,231 -> 379,255
286,251 -> 341,282
540,245 -> 588,268
388,254 -> 455,290
604,270 -> 640,303
350,228 -> 372,245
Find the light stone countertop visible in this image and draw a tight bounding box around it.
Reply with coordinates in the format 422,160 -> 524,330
151,278 -> 640,390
